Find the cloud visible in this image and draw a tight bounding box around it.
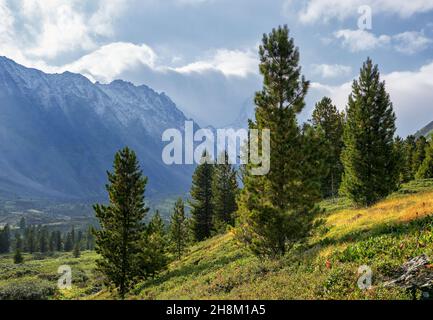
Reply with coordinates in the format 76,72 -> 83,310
60,42 -> 158,82
173,49 -> 258,78
311,64 -> 352,78
334,29 -> 391,52
295,0 -> 433,24
0,0 -> 128,61
310,61 -> 433,136
393,31 -> 433,54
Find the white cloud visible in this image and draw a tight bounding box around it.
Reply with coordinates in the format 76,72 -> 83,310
311,61 -> 433,136
393,31 -> 433,54
59,42 -> 158,82
0,0 -> 127,62
173,49 -> 258,77
334,29 -> 391,52
311,64 -> 352,78
295,0 -> 433,24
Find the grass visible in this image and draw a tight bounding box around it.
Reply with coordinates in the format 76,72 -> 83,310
1,179 -> 433,300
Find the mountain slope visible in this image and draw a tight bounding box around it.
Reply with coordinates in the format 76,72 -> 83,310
0,56 -> 194,200
415,121 -> 433,139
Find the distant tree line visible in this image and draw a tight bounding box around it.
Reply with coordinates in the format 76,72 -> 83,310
0,218 -> 95,259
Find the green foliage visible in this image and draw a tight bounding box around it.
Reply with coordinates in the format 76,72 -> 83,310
236,25 -> 323,257
13,249 -> 24,264
0,224 -> 11,253
340,58 -> 398,206
169,198 -> 189,260
413,136 -> 428,175
311,97 -> 345,198
212,151 -> 238,230
416,140 -> 433,179
93,147 -> 150,299
189,151 -> 215,241
0,279 -> 57,300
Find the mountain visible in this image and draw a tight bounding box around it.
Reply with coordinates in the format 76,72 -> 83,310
415,121 -> 433,139
0,56 -> 194,201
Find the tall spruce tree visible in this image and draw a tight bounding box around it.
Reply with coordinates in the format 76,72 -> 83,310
236,25 -> 323,257
169,198 -> 189,260
0,224 -> 11,253
413,136 -> 428,176
212,151 -> 239,231
93,147 -> 149,299
340,58 -> 398,206
137,211 -> 168,278
189,151 -> 214,241
401,135 -> 417,182
416,140 -> 433,179
311,97 -> 345,198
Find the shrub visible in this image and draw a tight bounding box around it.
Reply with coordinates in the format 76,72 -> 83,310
0,280 -> 57,300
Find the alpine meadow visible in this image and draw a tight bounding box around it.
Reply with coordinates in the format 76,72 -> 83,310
1,1 -> 433,310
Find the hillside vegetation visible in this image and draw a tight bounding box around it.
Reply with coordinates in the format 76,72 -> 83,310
2,179 -> 432,300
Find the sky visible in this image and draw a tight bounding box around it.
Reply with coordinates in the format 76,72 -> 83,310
0,0 -> 433,136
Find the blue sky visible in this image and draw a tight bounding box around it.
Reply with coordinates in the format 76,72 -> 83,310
1,0 -> 433,136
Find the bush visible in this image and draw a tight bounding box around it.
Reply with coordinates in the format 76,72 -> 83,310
0,280 -> 57,300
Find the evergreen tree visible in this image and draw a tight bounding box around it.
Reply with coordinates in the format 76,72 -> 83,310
73,243 -> 81,258
64,232 -> 73,252
55,231 -> 62,252
189,151 -> 215,241
169,198 -> 189,260
25,226 -> 36,254
39,227 -> 49,253
416,140 -> 433,179
93,147 -> 149,299
413,136 -> 428,176
13,248 -> 24,264
236,26 -> 324,257
0,224 -> 11,253
311,97 -> 345,198
86,226 -> 95,251
212,151 -> 238,231
19,217 -> 26,231
401,135 -> 417,182
340,58 -> 398,206
137,211 -> 168,277
393,136 -> 406,187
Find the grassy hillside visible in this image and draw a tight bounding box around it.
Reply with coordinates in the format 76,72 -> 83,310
1,179 -> 433,300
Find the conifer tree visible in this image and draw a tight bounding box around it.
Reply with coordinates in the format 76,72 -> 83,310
64,232 -> 73,252
311,97 -> 345,198
0,224 -> 11,253
19,217 -> 26,231
93,147 -> 149,299
236,25 -> 323,257
137,211 -> 168,278
413,136 -> 428,176
169,198 -> 189,260
401,135 -> 417,182
212,151 -> 238,231
340,58 -> 398,206
189,151 -> 214,241
14,248 -> 24,264
73,243 -> 81,258
416,140 -> 433,179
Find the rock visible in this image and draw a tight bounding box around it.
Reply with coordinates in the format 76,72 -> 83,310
383,254 -> 433,290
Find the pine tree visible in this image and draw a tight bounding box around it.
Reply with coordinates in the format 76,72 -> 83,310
340,58 -> 398,206
401,135 -> 417,182
311,97 -> 345,198
416,140 -> 433,179
19,217 -> 26,231
169,198 -> 189,260
137,211 -> 168,278
413,136 -> 428,176
64,232 -> 73,252
73,243 -> 81,258
86,226 -> 95,251
55,231 -> 62,251
93,147 -> 149,299
39,227 -> 48,253
0,224 -> 11,253
189,151 -> 215,241
236,26 -> 324,257
212,151 -> 238,231
14,248 -> 24,264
